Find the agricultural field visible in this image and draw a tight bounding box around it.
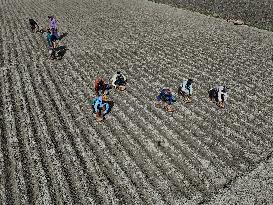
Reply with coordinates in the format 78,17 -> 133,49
0,0 -> 273,204
149,0 -> 273,31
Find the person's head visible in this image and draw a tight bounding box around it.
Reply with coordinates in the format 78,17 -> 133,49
97,77 -> 104,85
117,71 -> 121,75
47,28 -> 51,33
48,16 -> 53,20
187,79 -> 193,85
102,94 -> 108,102
222,86 -> 228,93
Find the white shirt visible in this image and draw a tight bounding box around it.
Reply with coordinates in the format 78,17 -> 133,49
111,73 -> 126,88
215,86 -> 228,102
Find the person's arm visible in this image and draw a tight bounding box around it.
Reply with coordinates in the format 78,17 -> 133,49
94,81 -> 100,95
111,74 -> 117,88
181,81 -> 186,92
94,100 -> 100,112
122,74 -> 127,82
189,84 -> 193,96
218,91 -> 222,102
157,92 -> 163,101
224,93 -> 228,102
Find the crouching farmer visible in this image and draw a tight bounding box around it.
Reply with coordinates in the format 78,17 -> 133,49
155,88 -> 176,112
209,85 -> 228,108
178,79 -> 193,103
110,71 -> 127,91
92,95 -> 110,122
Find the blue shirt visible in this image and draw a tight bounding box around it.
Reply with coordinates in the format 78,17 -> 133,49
94,96 -> 110,114
157,89 -> 174,105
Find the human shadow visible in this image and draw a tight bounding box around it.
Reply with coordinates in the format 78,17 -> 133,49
55,45 -> 68,60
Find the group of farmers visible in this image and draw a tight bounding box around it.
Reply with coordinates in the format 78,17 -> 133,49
156,80 -> 228,112
92,74 -> 228,121
91,72 -> 127,122
29,15 -> 229,122
29,16 -> 66,60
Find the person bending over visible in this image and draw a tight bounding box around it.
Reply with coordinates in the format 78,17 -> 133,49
209,85 -> 228,108
110,71 -> 127,91
92,95 -> 110,122
94,77 -> 110,96
155,88 -> 176,112
178,79 -> 193,103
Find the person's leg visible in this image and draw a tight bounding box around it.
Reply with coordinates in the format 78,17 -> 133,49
96,108 -> 103,121
219,94 -> 225,108
31,25 -> 35,32
155,94 -> 162,108
209,89 -> 214,101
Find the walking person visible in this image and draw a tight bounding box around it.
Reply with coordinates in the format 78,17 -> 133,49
48,16 -> 58,35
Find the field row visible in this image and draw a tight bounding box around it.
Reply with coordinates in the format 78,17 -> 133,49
1,0 -> 273,204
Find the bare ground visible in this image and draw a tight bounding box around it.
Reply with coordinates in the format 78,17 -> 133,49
0,0 -> 273,204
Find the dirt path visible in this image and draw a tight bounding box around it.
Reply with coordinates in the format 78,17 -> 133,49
1,0 -> 273,204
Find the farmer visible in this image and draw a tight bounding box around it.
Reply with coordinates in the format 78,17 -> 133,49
94,77 -> 110,96
41,28 -> 57,48
209,85 -> 228,108
48,16 -> 58,34
110,71 -> 127,91
155,88 -> 176,112
29,19 -> 39,33
92,95 -> 110,122
178,79 -> 193,102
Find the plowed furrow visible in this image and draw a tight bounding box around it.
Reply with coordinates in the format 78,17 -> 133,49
59,55 -> 190,203
8,65 -> 54,204
63,53 -> 209,199
0,70 -> 8,205
0,68 -> 28,204
17,66 -> 65,205
125,66 -> 252,172
37,58 -> 145,204
113,46 -> 266,163
76,48 -> 232,175
19,65 -> 79,205
27,64 -> 88,204
86,50 -> 235,172
43,57 -> 166,204
36,62 -> 118,205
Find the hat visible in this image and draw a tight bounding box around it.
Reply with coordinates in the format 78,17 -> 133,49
102,95 -> 108,101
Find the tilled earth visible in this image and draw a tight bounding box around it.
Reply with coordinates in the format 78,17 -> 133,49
0,0 -> 273,204
149,0 -> 273,31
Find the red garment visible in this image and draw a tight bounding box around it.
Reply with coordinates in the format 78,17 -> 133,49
94,78 -> 106,95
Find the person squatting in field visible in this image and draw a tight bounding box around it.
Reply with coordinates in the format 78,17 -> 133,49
94,77 -> 110,96
29,19 -> 39,33
110,71 -> 127,91
91,95 -> 110,122
178,79 -> 193,103
155,88 -> 176,112
209,85 -> 228,108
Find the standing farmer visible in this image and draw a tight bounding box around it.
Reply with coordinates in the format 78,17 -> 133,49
48,16 -> 58,34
